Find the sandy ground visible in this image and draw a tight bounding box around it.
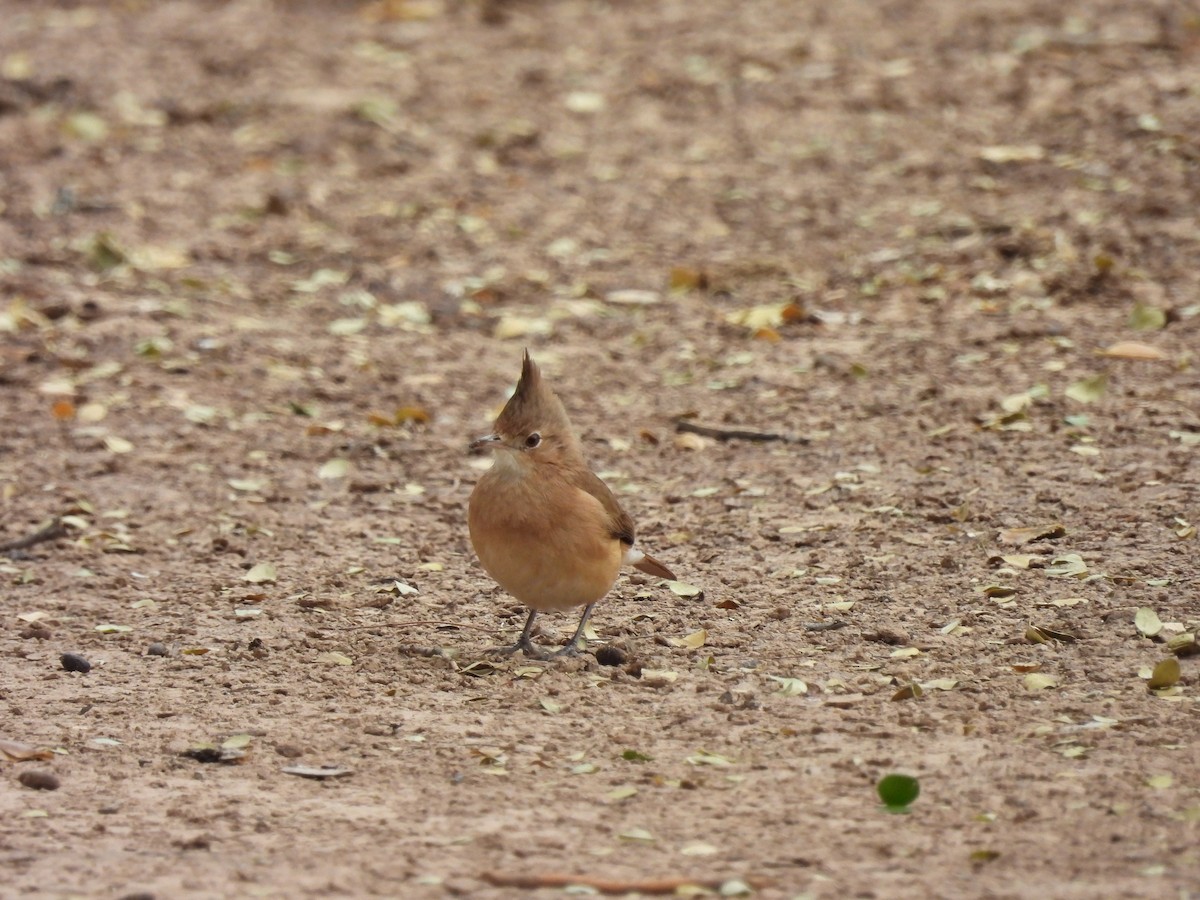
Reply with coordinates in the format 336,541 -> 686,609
2,1 -> 1199,897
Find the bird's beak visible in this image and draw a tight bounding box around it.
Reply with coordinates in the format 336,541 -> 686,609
469,433 -> 502,452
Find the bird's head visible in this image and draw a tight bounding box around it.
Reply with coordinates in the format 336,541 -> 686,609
469,350 -> 579,468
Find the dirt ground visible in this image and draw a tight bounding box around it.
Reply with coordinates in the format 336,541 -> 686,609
2,0 -> 1199,897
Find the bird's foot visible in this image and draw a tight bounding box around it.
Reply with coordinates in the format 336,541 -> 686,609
487,636 -> 550,660
553,639 -> 584,658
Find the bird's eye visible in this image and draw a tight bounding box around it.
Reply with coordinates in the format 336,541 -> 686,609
524,432 -> 542,449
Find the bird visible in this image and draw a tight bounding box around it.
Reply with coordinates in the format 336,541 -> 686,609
468,350 -> 676,658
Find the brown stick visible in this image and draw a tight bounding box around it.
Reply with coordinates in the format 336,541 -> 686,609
339,621 -> 490,632
0,517 -> 67,553
481,872 -> 770,893
675,420 -> 805,444
803,621 -> 848,632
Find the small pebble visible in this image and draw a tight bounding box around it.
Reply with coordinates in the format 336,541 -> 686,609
18,770 -> 60,791
594,645 -> 626,666
147,643 -> 169,657
60,652 -> 92,673
865,627 -> 910,646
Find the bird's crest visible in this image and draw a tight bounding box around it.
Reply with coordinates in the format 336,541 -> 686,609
495,349 -> 572,437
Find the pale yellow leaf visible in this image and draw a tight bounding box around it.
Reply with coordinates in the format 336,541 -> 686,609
1023,673 -> 1058,691
243,562 -> 277,584
104,435 -> 134,454
318,458 -> 351,480
669,628 -> 708,649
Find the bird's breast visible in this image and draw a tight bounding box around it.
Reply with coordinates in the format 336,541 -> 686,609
469,470 -> 623,611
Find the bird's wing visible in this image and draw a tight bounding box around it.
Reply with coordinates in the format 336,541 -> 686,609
570,468 -> 636,546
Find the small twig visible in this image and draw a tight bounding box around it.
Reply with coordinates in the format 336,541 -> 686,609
803,621 -> 848,632
481,872 -> 771,894
0,517 -> 67,553
340,620 -> 489,632
675,420 -> 805,444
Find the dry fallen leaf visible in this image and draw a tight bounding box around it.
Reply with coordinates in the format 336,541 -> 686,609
891,682 -> 923,701
229,478 -> 269,493
1026,624 -> 1077,644
1100,341 -> 1167,361
1129,302 -> 1167,331
1065,373 -> 1108,404
999,523 -> 1065,545
1045,554 -> 1088,578
768,676 -> 809,696
1147,657 -> 1180,690
282,765 -> 352,779
318,458 -> 351,480
617,827 -> 655,843
1023,673 -> 1058,691
605,289 -> 660,306
639,669 -> 678,686
243,563 -> 277,584
924,678 -> 959,692
103,435 -> 134,454
493,315 -> 552,340
1167,633 -> 1199,657
673,432 -> 709,451
979,144 -> 1045,163
1135,607 -> 1164,639
668,628 -> 708,649
685,749 -> 734,767
0,738 -> 55,762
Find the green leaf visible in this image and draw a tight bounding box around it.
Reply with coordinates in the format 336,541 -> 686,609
1148,657 -> 1181,689
1065,375 -> 1108,404
877,773 -> 920,811
621,749 -> 653,762
1129,302 -> 1167,331
1135,607 -> 1163,638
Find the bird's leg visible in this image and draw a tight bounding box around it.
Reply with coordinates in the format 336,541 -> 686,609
490,609 -> 549,659
514,608 -> 549,658
555,603 -> 596,657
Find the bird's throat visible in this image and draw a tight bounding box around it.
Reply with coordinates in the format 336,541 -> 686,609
487,448 -> 532,481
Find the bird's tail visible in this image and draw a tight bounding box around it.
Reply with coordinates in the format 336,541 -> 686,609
632,552 -> 676,581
